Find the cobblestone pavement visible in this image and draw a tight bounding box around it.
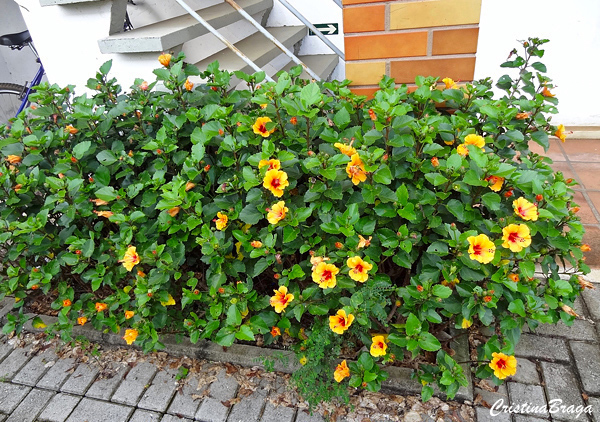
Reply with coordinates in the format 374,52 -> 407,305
475,284 -> 600,422
0,331 -> 474,422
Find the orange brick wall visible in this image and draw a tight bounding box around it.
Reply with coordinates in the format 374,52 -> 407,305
343,0 -> 482,97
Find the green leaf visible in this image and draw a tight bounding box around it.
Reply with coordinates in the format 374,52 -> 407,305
531,62 -> 547,72
358,352 -> 374,371
418,332 -> 441,351
300,83 -> 321,106
508,299 -> 526,317
333,107 -> 351,129
405,313 -> 421,336
432,284 -> 452,298
425,172 -> 448,186
235,325 -> 255,341
373,166 -> 392,185
288,264 -> 305,280
481,192 -> 501,211
95,187 -> 117,201
32,316 -> 47,329
96,150 -> 117,165
308,304 -> 329,315
215,328 -> 235,347
226,304 -> 242,326
239,204 -> 262,225
99,59 -> 112,75
73,141 -> 92,160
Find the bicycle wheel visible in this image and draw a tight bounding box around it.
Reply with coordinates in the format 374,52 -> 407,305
0,83 -> 27,126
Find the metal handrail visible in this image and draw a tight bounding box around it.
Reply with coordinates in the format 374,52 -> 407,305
277,0 -> 345,60
224,0 -> 321,81
172,0 -> 275,82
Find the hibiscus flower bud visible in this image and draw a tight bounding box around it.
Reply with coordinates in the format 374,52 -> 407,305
274,274 -> 281,280
416,285 -> 423,292
483,296 -> 492,303
218,287 -> 225,294
566,178 -> 574,184
204,165 -> 211,172
290,117 -> 297,125
158,53 -> 171,67
140,81 -> 149,91
536,194 -> 543,201
431,157 -> 439,167
335,242 -> 343,249
70,157 -> 78,163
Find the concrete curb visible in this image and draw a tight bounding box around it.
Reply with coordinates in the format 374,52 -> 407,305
8,303 -> 473,402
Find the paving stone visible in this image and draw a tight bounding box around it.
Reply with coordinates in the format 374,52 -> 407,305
540,361 -> 585,421
12,349 -> 56,386
0,298 -> 14,322
129,408 -> 162,422
166,375 -> 204,419
195,397 -> 229,422
582,287 -> 600,321
227,385 -> 268,422
511,358 -> 540,385
512,416 -> 550,422
588,396 -> 600,422
0,347 -> 32,379
474,382 -> 508,408
137,368 -> 178,412
37,393 -> 81,422
260,402 -> 295,422
0,343 -> 14,365
475,407 -> 511,422
111,361 -> 157,406
5,388 -> 54,422
208,369 -> 238,401
0,382 -> 31,413
37,358 -> 76,391
507,382 -> 549,417
514,333 -> 570,361
295,410 -> 325,422
65,398 -> 133,422
60,363 -> 99,395
161,415 -> 193,422
531,319 -> 597,341
571,341 -> 600,395
85,363 -> 127,400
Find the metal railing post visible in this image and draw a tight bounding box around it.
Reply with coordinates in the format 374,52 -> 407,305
172,0 -> 275,82
278,0 -> 345,61
223,0 -> 322,81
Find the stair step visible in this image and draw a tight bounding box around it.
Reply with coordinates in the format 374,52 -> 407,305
98,0 -> 272,54
280,54 -> 339,81
195,26 -> 307,77
40,0 -> 103,5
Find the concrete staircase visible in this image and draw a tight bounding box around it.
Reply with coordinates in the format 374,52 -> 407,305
41,0 -> 340,84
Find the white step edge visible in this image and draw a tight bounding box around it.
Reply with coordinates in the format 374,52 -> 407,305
40,0 -> 104,5
195,25 -> 306,77
279,54 -> 339,81
98,0 -> 272,54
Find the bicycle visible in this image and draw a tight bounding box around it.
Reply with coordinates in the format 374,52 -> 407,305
0,30 -> 44,125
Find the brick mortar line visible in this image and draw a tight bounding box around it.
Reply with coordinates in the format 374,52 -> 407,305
346,53 -> 476,64
343,23 -> 480,36
224,383 -> 240,422
342,0 -> 474,8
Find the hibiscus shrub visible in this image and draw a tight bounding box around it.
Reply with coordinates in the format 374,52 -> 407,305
0,38 -> 590,404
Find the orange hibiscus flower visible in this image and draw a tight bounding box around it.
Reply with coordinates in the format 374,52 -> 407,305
263,169 -> 289,197
312,262 -> 340,289
346,154 -> 367,185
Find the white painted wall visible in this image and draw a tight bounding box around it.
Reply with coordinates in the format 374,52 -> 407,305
475,0 -> 600,126
266,0 -> 344,57
0,1 -> 43,87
